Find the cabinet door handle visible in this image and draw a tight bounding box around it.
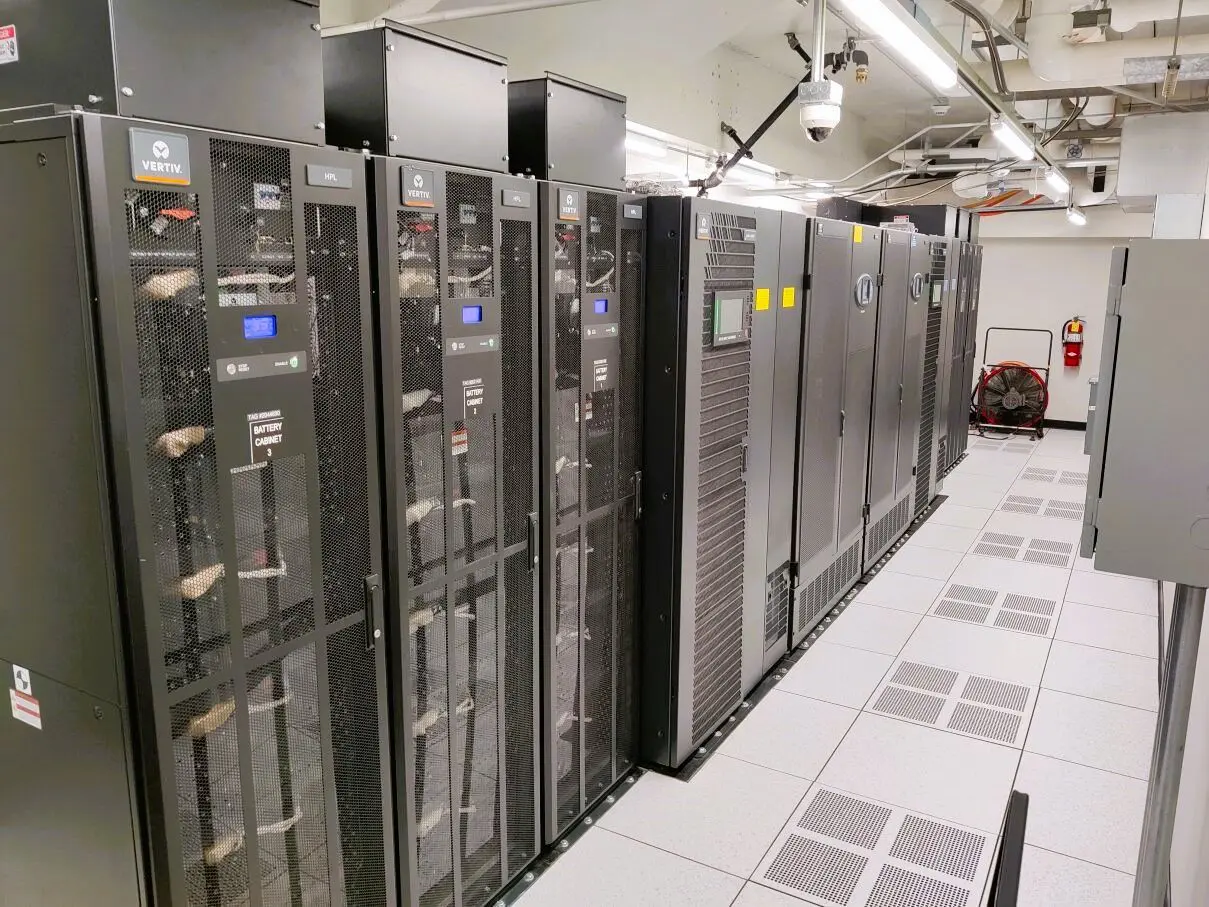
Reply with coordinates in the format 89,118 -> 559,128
363,575 -> 383,651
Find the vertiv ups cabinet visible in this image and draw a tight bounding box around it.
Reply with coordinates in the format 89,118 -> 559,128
641,197 -> 792,770
538,183 -> 645,836
790,221 -> 882,645
913,237 -> 950,516
370,159 -> 541,907
0,112 -> 393,907
862,231 -> 932,570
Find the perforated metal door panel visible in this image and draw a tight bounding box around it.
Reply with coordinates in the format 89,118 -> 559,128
838,233 -> 880,541
898,240 -> 930,501
867,234 -> 909,522
797,227 -> 850,566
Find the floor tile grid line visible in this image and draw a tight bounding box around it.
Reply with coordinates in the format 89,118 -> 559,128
1036,683 -> 1159,716
1062,581 -> 1163,619
592,825 -> 753,887
1017,747 -> 1157,786
1024,841 -> 1139,881
779,638 -> 901,714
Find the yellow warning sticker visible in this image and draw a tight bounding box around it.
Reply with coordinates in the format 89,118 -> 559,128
782,287 -> 796,308
853,225 -> 864,243
755,287 -> 771,311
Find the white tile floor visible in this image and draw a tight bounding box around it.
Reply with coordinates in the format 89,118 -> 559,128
515,431 -> 1160,907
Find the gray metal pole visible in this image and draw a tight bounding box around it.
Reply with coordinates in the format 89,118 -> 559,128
811,0 -> 827,84
1133,583 -> 1206,907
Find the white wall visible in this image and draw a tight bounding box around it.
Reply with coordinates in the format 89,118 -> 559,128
974,207 -> 1152,423
976,238 -> 1113,422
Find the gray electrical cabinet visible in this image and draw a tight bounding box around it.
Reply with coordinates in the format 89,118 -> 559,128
1083,240 -> 1209,586
915,237 -> 950,515
640,197 -> 791,770
790,220 -> 881,646
933,238 -> 961,474
538,182 -> 645,841
763,214 -> 808,671
863,231 -> 931,570
0,110 -> 394,907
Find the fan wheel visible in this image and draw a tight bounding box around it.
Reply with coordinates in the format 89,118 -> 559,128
978,364 -> 1049,429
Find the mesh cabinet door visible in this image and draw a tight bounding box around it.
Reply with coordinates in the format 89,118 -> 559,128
378,159 -> 540,907
539,186 -> 644,840
92,120 -> 394,906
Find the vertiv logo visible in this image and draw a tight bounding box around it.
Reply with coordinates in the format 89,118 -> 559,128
130,129 -> 191,185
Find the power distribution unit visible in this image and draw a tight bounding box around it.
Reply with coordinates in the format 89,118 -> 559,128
915,238 -> 951,516
322,23 -> 509,173
951,243 -> 983,460
0,0 -> 324,144
1083,241 -> 1209,585
0,112 -> 393,907
862,231 -> 932,570
790,220 -> 883,646
537,182 -> 645,839
369,158 -> 542,906
508,74 -> 627,191
640,197 -> 794,769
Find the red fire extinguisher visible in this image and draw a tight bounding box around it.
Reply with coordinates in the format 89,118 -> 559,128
1062,316 -> 1085,367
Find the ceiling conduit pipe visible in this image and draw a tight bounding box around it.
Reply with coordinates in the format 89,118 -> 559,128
987,0 -> 1209,92
943,0 -> 1011,92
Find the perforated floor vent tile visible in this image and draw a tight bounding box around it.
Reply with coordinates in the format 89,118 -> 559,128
765,835 -> 868,904
757,787 -> 993,907
888,661 -> 959,696
1019,467 -> 1059,483
798,789 -> 893,851
947,701 -> 1023,744
1016,468 -> 1087,489
970,532 -> 1074,569
888,815 -> 986,882
1000,494 -> 1044,515
865,863 -> 970,907
869,658 -> 1036,747
1042,499 -> 1085,521
871,686 -> 947,725
1058,470 -> 1088,486
930,582 -> 1061,638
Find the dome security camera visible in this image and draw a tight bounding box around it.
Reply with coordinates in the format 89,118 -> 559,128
799,81 -> 843,144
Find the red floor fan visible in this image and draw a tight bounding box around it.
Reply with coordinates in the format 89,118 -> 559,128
976,361 -> 1049,439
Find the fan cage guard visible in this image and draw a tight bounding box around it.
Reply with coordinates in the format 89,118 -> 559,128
976,363 -> 1050,436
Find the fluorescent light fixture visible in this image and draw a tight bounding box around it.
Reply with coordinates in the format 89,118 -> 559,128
1066,206 -> 1087,226
835,0 -> 958,89
804,189 -> 834,200
805,179 -> 833,188
625,133 -> 668,158
1045,167 -> 1071,196
729,163 -> 778,188
990,114 -> 1035,161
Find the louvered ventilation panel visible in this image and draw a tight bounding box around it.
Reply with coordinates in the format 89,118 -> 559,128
691,212 -> 754,742
765,567 -> 791,651
799,539 -> 862,635
869,497 -> 910,563
915,251 -> 944,517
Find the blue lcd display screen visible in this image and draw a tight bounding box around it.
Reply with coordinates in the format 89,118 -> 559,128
594,298 -> 609,315
462,305 -> 484,324
243,315 -> 278,340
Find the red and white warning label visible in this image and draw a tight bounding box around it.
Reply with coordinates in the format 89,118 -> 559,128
0,25 -> 17,65
10,689 -> 41,730
451,427 -> 469,457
